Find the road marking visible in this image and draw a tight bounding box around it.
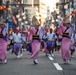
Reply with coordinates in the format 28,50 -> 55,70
53,63 -> 63,70
48,56 -> 54,60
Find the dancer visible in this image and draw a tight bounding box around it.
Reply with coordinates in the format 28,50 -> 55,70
46,28 -> 56,57
29,16 -> 40,64
61,16 -> 73,64
11,27 -> 23,58
0,20 -> 7,64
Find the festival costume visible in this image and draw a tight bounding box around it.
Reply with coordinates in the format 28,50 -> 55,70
61,17 -> 73,64
30,16 -> 40,64
30,28 -> 40,63
42,26 -> 49,54
0,20 -> 7,64
46,32 -> 55,51
12,27 -> 23,58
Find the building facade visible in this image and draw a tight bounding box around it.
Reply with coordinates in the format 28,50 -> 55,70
2,0 -> 47,26
23,0 -> 47,25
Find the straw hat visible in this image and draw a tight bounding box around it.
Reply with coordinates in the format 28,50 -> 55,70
64,15 -> 70,24
64,18 -> 70,24
32,16 -> 40,26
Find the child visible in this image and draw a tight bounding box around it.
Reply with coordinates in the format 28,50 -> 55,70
11,27 -> 23,58
46,28 -> 55,57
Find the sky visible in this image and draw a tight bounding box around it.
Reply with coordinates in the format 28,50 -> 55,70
41,0 -> 59,12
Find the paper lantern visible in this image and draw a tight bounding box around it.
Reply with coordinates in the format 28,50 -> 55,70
16,14 -> 20,18
22,12 -> 25,16
0,6 -> 4,10
3,6 -> 6,10
18,18 -> 22,21
21,23 -> 24,25
23,16 -> 26,19
0,6 -> 2,10
7,7 -> 11,11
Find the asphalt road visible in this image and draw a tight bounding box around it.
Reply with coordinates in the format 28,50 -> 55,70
0,50 -> 76,75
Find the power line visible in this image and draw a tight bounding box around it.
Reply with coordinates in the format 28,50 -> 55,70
1,3 -> 39,6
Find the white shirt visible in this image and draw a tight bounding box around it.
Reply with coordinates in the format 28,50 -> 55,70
47,32 -> 55,41
12,33 -> 22,43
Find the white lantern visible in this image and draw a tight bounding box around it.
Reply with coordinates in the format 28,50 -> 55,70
18,18 -> 22,21
57,15 -> 60,19
56,19 -> 58,22
52,20 -> 55,22
25,21 -> 28,24
64,4 -> 68,9
21,23 -> 24,25
16,15 -> 20,18
23,16 -> 26,19
22,12 -> 25,16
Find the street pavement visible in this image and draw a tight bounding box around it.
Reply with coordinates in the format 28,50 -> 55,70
0,50 -> 76,75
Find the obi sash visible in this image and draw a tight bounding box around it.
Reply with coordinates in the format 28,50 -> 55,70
32,34 -> 39,40
62,27 -> 69,38
62,32 -> 69,37
0,33 -> 4,38
0,33 -> 7,41
32,29 -> 40,40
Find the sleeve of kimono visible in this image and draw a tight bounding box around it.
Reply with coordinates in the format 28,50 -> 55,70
30,29 -> 35,35
2,28 -> 7,36
57,25 -> 66,36
69,28 -> 73,37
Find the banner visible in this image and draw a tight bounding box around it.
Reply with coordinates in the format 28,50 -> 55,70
12,16 -> 17,25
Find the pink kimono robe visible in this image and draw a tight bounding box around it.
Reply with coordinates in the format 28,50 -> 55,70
0,28 -> 7,61
0,38 -> 7,60
61,25 -> 73,61
30,28 -> 40,60
57,25 -> 66,36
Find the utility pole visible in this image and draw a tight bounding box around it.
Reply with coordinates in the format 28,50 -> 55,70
56,0 -> 68,17
71,0 -> 76,30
